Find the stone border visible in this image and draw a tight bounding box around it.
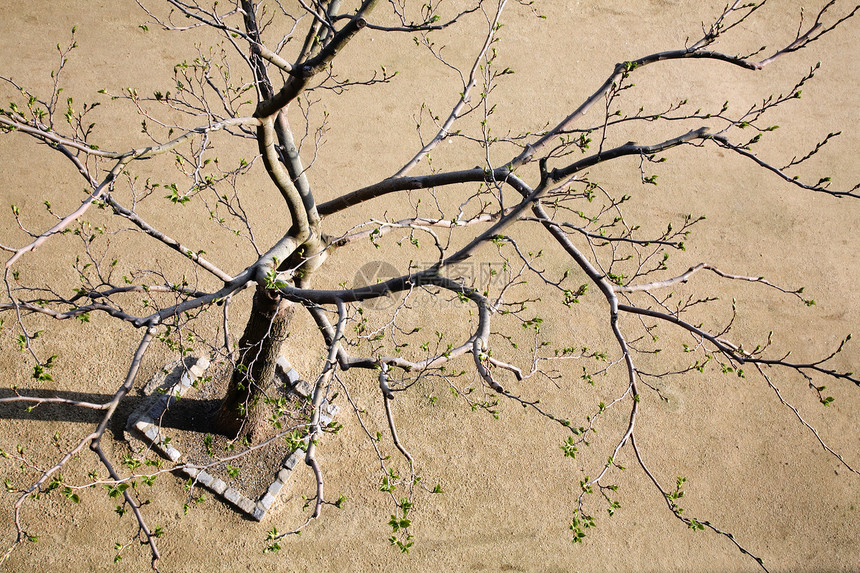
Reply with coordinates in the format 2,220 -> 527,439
126,356 -> 338,521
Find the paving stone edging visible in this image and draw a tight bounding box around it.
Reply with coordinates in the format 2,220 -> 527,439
125,356 -> 338,521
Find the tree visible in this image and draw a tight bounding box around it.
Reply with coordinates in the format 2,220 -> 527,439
0,0 -> 858,570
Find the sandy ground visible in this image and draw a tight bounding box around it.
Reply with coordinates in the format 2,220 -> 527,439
1,1 -> 858,572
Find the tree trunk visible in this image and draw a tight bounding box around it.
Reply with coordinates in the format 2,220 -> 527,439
214,284 -> 295,440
